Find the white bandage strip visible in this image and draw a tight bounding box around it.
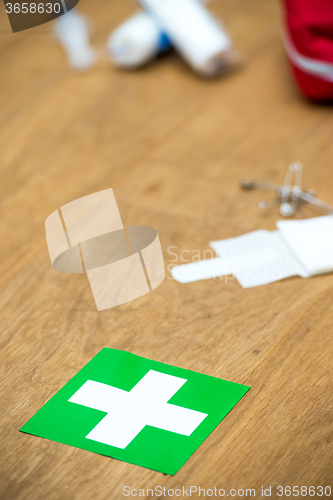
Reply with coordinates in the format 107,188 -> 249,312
170,216 -> 333,288
171,257 -> 233,284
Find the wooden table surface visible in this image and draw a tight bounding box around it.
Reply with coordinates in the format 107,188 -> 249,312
0,0 -> 332,498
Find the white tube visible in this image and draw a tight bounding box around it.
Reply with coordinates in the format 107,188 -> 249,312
136,0 -> 234,76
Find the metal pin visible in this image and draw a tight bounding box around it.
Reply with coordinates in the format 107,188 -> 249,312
241,162 -> 333,217
258,198 -> 280,210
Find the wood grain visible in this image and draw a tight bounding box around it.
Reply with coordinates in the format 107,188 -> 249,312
0,0 -> 332,498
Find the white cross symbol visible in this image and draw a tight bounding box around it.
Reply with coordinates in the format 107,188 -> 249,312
68,370 -> 208,449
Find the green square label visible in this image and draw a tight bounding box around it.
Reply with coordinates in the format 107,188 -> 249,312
20,349 -> 250,474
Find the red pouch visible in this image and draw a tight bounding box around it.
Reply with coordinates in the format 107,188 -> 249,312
282,0 -> 333,102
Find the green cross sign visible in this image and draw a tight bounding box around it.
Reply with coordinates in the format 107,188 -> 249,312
20,349 -> 250,474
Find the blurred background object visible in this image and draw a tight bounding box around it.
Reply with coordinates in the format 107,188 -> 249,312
54,10 -> 96,70
107,0 -> 236,76
136,0 -> 235,76
281,0 -> 333,102
58,0 -> 236,77
107,11 -> 171,70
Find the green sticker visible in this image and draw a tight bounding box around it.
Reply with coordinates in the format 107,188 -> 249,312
20,348 -> 250,475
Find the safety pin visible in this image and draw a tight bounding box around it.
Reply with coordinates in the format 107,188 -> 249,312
241,162 -> 333,217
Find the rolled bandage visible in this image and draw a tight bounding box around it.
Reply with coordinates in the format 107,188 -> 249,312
45,189 -> 165,310
108,11 -> 171,69
136,0 -> 235,76
54,10 -> 96,70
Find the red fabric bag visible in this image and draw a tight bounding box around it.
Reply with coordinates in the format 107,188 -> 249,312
282,0 -> 333,102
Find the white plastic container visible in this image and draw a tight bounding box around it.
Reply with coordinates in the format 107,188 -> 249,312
137,0 -> 234,76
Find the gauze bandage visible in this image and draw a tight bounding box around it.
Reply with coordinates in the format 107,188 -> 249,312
45,189 -> 165,310
171,216 -> 333,288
